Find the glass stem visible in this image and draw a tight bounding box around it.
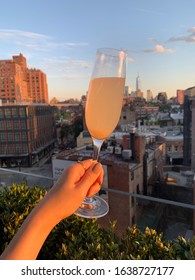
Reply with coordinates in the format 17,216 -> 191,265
92,138 -> 103,160
84,197 -> 93,203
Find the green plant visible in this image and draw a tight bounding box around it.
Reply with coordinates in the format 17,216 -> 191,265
120,226 -> 171,260
168,236 -> 193,260
0,184 -> 46,250
0,184 -> 194,260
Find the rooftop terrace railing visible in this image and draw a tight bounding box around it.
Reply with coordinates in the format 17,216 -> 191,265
0,167 -> 194,210
0,167 -> 194,240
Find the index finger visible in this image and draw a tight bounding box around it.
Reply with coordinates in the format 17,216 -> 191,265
67,159 -> 96,183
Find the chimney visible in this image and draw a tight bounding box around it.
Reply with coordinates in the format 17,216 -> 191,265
130,126 -> 136,160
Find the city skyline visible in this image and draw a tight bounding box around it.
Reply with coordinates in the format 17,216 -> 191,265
1,0 -> 195,101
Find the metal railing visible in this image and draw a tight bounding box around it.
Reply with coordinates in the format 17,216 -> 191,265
0,166 -> 194,240
0,167 -> 195,210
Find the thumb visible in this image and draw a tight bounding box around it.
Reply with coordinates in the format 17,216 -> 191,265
77,162 -> 102,193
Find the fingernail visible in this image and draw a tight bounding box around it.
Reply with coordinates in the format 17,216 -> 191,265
92,162 -> 101,173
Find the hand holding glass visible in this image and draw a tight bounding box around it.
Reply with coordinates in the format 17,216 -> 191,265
75,48 -> 127,218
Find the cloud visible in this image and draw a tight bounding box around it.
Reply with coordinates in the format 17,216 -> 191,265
147,37 -> 158,43
168,27 -> 195,43
188,27 -> 195,33
143,44 -> 175,53
0,29 -> 50,41
37,56 -> 92,80
0,29 -> 90,81
135,8 -> 165,16
0,29 -> 89,51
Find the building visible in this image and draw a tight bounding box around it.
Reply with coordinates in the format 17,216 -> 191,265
157,92 -> 167,103
135,106 -> 159,120
119,104 -> 136,126
177,89 -> 184,105
136,89 -> 144,98
26,68 -> 48,103
124,86 -> 132,97
183,87 -> 195,170
0,104 -> 56,167
158,133 -> 183,165
50,97 -> 59,105
52,130 -> 165,235
76,130 -> 92,147
0,53 -> 48,104
136,75 -> 141,91
146,89 -> 153,101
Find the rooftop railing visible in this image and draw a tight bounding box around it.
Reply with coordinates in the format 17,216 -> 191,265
0,166 -> 194,240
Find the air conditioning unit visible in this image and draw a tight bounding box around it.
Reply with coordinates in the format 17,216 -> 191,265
129,126 -> 136,134
122,149 -> 132,159
115,146 -> 122,155
107,146 -> 114,154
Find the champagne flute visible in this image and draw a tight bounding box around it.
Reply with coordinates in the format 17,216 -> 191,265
75,48 -> 127,218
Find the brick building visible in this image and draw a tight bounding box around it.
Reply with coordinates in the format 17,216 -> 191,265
52,131 -> 165,235
0,53 -> 48,103
0,104 -> 56,167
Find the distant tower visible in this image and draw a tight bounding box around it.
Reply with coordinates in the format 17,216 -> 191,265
125,86 -> 132,97
147,89 -> 153,101
136,75 -> 141,91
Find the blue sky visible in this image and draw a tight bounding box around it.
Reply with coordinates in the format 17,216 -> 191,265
1,0 -> 195,101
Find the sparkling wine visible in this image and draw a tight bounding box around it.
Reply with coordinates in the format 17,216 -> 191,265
85,77 -> 125,140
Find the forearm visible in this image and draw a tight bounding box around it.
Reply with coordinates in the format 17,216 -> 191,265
0,160 -> 103,260
0,194 -> 60,260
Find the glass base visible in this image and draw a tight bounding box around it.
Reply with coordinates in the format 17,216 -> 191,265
74,195 -> 109,218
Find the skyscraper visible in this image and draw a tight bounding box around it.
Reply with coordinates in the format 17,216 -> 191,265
136,75 -> 141,91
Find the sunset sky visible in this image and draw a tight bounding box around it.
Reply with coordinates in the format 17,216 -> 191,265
1,0 -> 195,101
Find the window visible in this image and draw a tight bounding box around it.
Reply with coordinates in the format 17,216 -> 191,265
6,120 -> 12,129
0,133 -> 6,141
14,132 -> 20,141
1,145 -> 6,154
0,109 -> 3,118
12,108 -> 18,118
8,144 -> 14,153
22,144 -> 28,153
0,121 -> 4,129
20,120 -> 26,129
7,132 -> 12,141
21,132 -> 27,141
15,144 -> 20,153
19,107 -> 26,117
14,120 -> 19,129
5,108 -> 11,118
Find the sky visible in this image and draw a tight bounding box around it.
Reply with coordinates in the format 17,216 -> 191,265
1,0 -> 195,101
